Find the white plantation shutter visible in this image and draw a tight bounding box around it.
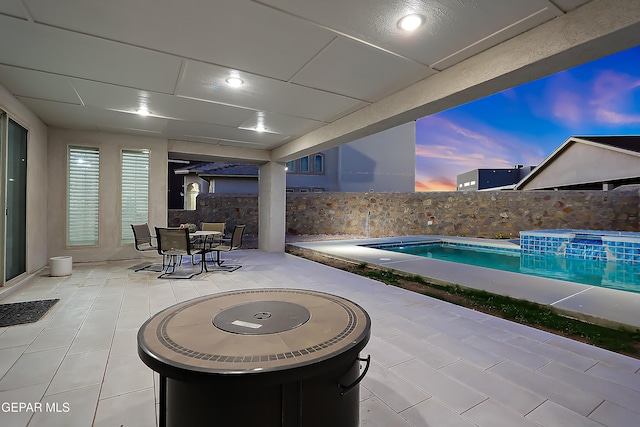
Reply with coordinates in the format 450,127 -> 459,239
121,150 -> 149,242
67,146 -> 100,246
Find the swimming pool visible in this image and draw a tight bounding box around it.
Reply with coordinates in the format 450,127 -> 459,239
369,241 -> 640,294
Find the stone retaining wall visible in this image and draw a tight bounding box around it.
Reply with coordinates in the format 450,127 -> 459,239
169,187 -> 640,239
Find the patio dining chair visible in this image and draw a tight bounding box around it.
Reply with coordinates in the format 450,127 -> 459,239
155,227 -> 213,279
208,225 -> 245,272
130,223 -> 164,272
201,221 -> 228,246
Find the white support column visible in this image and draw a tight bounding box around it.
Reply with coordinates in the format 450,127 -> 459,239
258,161 -> 286,253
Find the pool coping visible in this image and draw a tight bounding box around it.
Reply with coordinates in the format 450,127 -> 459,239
288,236 -> 640,330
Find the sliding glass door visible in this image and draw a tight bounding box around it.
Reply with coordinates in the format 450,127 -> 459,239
1,114 -> 28,282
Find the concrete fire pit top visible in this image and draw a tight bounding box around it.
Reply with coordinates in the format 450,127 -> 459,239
138,288 -> 370,374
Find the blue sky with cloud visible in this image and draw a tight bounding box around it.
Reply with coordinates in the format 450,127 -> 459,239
415,45 -> 640,191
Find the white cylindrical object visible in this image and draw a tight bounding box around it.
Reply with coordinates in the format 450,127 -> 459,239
50,256 -> 72,276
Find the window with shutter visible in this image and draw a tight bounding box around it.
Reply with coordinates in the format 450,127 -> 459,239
121,150 -> 149,243
67,146 -> 100,246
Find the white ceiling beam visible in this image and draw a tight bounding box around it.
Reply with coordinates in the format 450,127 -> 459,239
168,139 -> 271,164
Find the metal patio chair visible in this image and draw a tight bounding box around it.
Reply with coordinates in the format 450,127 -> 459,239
155,227 -> 213,279
208,225 -> 245,272
130,223 -> 164,272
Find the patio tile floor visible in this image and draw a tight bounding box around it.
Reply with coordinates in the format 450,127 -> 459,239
0,249 -> 638,426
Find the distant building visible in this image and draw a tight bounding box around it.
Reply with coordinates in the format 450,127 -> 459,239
175,122 -> 416,209
514,136 -> 640,190
457,165 -> 535,191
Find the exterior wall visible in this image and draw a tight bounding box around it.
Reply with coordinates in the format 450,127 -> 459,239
0,84 -> 49,277
457,167 -> 535,191
170,188 -> 640,239
287,147 -> 340,191
214,177 -> 259,193
457,170 -> 479,191
521,143 -> 640,190
48,129 -> 168,263
184,175 -> 208,210
477,169 -> 520,189
339,122 -> 415,192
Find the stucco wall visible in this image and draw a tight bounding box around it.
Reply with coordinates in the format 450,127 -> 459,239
0,84 -> 49,278
171,187 -> 640,239
47,129 -> 169,263
338,122 -> 415,192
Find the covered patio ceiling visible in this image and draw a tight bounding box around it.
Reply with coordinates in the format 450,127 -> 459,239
2,1 -> 639,164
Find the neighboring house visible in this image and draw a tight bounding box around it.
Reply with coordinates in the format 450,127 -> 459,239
457,165 -> 535,191
175,122 -> 416,208
514,136 -> 640,190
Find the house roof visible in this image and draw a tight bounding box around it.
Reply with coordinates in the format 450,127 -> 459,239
175,162 -> 259,178
572,136 -> 640,153
514,136 -> 640,190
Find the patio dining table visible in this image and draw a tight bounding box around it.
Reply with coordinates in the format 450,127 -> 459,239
189,230 -> 223,264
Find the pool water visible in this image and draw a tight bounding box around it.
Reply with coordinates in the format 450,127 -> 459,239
380,243 -> 640,294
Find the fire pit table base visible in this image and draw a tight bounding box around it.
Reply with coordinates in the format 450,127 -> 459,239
162,357 -> 362,427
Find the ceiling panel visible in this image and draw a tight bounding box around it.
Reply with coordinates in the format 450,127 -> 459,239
0,0 -> 29,19
70,79 -> 256,127
257,0 -> 565,66
552,0 -> 591,11
176,60 -> 368,122
291,36 -> 435,102
430,8 -> 560,70
238,112 -> 323,136
0,65 -> 82,104
23,0 -> 336,81
17,97 -> 169,134
166,120 -> 288,148
0,14 -> 182,94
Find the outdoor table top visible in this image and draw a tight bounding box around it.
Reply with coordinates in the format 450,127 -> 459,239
137,288 -> 371,376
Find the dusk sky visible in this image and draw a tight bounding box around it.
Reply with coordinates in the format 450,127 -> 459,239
415,45 -> 640,191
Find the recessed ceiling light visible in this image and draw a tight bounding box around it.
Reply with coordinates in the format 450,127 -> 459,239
398,13 -> 424,32
225,77 -> 244,87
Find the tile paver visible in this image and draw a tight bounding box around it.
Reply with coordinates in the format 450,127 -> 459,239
0,250 -> 638,426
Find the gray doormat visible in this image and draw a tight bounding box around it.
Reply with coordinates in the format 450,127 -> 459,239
0,299 -> 59,327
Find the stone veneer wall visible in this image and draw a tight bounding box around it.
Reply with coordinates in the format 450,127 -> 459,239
169,187 -> 640,239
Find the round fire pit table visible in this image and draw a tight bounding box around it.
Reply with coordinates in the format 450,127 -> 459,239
138,288 -> 371,427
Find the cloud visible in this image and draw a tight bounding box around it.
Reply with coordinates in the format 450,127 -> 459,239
551,91 -> 582,125
416,115 -> 540,166
500,88 -> 518,101
589,70 -> 640,125
595,110 -> 640,124
415,114 -> 545,191
538,69 -> 640,128
415,176 -> 456,192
